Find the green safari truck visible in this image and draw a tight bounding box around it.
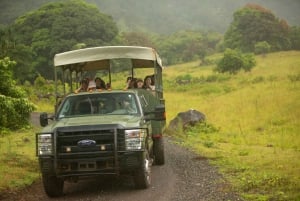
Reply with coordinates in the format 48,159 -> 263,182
36,46 -> 166,197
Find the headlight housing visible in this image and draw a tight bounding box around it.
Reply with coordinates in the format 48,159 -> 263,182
37,133 -> 53,155
125,129 -> 146,150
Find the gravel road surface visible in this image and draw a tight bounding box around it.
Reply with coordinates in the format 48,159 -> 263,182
2,132 -> 243,201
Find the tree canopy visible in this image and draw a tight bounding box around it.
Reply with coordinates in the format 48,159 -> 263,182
2,0 -> 300,34
289,26 -> 300,50
155,30 -> 222,65
223,4 -> 291,52
8,0 -> 119,81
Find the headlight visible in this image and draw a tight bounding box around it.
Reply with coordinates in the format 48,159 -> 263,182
37,134 -> 53,155
125,129 -> 146,150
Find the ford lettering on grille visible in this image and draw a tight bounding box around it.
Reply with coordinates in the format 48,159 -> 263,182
78,139 -> 96,147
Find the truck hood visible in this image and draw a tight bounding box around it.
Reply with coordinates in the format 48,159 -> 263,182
41,115 -> 143,133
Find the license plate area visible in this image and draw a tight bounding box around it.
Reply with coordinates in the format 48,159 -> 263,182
78,162 -> 96,171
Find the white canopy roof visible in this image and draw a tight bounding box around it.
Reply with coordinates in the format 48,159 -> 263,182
54,46 -> 163,71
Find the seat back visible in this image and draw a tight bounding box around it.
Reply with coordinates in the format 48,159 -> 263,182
78,101 -> 91,115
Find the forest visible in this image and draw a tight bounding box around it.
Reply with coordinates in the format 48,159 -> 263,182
1,0 -> 300,34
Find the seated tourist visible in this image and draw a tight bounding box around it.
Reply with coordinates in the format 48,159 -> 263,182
75,79 -> 88,93
95,77 -> 106,89
144,76 -> 155,90
87,80 -> 97,91
136,78 -> 144,89
125,77 -> 137,89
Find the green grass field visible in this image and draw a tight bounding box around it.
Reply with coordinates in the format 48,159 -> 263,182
164,51 -> 300,201
0,51 -> 299,200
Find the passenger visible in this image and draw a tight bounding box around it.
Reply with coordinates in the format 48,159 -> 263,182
106,83 -> 111,90
87,80 -> 97,91
95,77 -> 106,89
144,76 -> 155,90
75,79 -> 88,93
125,77 -> 137,89
136,78 -> 144,89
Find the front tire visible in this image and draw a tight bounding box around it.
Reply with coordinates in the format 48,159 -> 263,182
133,151 -> 151,189
42,174 -> 64,197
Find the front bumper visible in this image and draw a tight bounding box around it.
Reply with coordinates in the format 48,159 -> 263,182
38,124 -> 146,177
39,151 -> 144,177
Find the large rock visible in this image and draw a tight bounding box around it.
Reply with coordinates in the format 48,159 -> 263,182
168,109 -> 206,132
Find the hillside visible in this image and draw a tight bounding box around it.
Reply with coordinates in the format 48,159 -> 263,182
1,0 -> 300,34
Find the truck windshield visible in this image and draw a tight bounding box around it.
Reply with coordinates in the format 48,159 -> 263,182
57,93 -> 140,118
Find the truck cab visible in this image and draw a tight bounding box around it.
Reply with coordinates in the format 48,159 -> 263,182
36,46 -> 166,197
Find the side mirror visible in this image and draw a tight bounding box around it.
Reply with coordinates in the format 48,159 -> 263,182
40,112 -> 48,127
154,104 -> 166,121
144,104 -> 166,121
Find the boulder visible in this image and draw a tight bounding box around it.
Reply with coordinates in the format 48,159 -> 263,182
168,109 -> 206,132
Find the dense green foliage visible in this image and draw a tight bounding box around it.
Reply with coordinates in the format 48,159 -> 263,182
7,0 -> 118,81
1,0 -> 300,34
224,4 -> 291,52
0,58 -> 35,130
0,26 -> 36,83
216,48 -> 256,74
254,41 -> 271,55
155,31 -> 222,65
289,26 -> 300,50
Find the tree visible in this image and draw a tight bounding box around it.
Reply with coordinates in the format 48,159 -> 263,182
224,4 -> 291,52
216,48 -> 256,74
121,32 -> 155,47
0,57 -> 35,130
156,30 -> 221,65
254,41 -> 271,55
0,26 -> 36,83
9,0 -> 119,80
289,26 -> 300,50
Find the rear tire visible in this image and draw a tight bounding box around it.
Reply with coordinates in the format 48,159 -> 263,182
42,174 -> 64,197
153,138 -> 165,165
133,151 -> 151,189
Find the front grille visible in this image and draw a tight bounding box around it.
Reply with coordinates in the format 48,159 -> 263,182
56,127 -> 125,158
54,126 -> 127,175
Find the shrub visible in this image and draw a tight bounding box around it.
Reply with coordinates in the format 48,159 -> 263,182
216,49 -> 256,74
254,41 -> 271,55
288,73 -> 300,82
0,57 -> 35,130
0,95 -> 35,130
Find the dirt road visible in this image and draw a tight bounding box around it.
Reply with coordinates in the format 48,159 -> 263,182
2,134 -> 242,201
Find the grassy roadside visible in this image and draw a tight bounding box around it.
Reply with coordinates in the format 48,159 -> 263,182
0,127 -> 40,193
164,51 -> 300,200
